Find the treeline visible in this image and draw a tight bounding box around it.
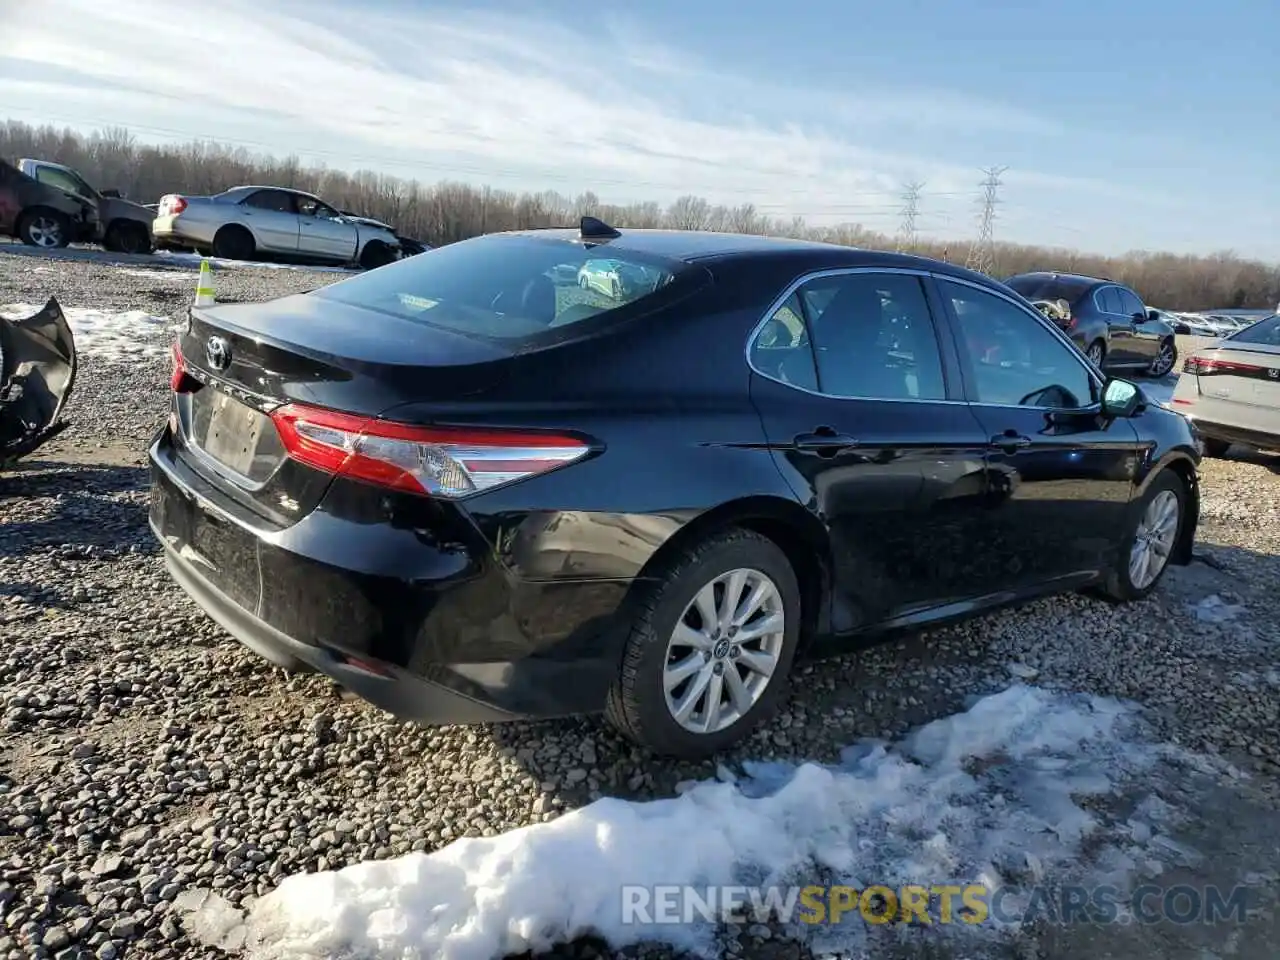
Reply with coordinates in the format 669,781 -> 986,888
3,119 -> 1277,311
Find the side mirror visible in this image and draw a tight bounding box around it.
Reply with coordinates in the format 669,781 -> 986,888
1101,378 -> 1141,418
1146,309 -> 1159,323
101,188 -> 121,198
1132,312 -> 1146,324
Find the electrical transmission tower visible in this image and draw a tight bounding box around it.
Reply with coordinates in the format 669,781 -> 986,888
895,181 -> 924,252
964,166 -> 1008,275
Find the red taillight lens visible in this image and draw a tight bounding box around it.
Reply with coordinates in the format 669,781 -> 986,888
1183,355 -> 1264,376
170,342 -> 198,393
269,403 -> 590,498
160,194 -> 188,215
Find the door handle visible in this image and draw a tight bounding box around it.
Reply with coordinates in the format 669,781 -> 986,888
793,428 -> 858,454
989,431 -> 1031,453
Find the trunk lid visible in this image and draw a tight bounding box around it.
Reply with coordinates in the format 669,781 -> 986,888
171,294 -> 515,524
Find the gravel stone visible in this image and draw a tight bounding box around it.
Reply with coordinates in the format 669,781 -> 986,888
1,250 -> 1278,960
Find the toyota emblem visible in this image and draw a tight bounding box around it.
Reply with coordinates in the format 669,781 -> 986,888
205,336 -> 231,371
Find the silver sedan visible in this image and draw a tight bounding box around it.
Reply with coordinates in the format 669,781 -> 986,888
152,185 -> 401,269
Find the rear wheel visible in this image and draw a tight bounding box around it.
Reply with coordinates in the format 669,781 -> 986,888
1096,470 -> 1185,603
17,208 -> 71,249
1201,437 -> 1231,458
104,221 -> 152,255
1086,340 -> 1106,368
212,225 -> 254,261
1147,338 -> 1176,377
605,529 -> 801,758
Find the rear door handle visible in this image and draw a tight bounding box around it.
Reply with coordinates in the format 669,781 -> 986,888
990,432 -> 1031,452
793,429 -> 859,454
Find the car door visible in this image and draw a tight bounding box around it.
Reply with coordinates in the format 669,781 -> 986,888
295,195 -> 358,261
936,276 -> 1143,592
748,268 -> 995,633
237,189 -> 301,253
1095,285 -> 1140,363
1116,286 -> 1160,364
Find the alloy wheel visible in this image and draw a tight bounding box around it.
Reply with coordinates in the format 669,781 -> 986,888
1150,341 -> 1175,378
1129,489 -> 1180,589
1087,342 -> 1105,367
662,567 -> 784,735
28,216 -> 63,248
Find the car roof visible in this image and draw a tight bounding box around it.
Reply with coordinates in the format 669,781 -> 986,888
495,226 -> 995,279
1007,270 -> 1109,288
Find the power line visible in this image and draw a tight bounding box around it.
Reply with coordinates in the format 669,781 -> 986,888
964,165 -> 1008,276
895,181 -> 925,252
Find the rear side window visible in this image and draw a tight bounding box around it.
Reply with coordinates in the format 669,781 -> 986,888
313,234 -> 688,342
1095,287 -> 1122,314
1227,314 -> 1280,346
750,272 -> 947,401
244,190 -> 296,213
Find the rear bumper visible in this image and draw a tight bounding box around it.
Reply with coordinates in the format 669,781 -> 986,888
152,215 -> 215,247
147,429 -> 631,723
1182,415 -> 1280,452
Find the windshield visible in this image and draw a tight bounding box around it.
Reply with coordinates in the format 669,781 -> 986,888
1004,275 -> 1092,304
1226,314 -> 1280,345
313,234 -> 688,342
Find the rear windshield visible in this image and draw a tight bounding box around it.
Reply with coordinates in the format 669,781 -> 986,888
313,234 -> 689,342
1226,314 -> 1280,346
1004,275 -> 1092,303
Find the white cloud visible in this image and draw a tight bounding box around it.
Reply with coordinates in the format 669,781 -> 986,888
0,0 -> 1123,236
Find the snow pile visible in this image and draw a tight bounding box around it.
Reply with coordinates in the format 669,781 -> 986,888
183,686 -> 1194,960
1,303 -> 178,361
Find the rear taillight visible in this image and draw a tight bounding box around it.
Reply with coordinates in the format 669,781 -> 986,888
170,342 -> 198,393
269,403 -> 591,498
1183,355 -> 1264,376
160,194 -> 188,215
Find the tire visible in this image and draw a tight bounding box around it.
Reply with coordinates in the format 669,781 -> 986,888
1146,338 -> 1176,378
17,208 -> 71,249
212,225 -> 254,261
1086,340 -> 1106,368
1095,470 -> 1186,603
1201,438 -> 1231,458
104,221 -> 152,255
604,528 -> 802,759
359,241 -> 394,270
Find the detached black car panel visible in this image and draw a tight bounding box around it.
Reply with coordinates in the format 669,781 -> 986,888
149,221 -> 1201,758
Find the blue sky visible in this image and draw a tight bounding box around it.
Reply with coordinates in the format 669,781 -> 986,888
1,0 -> 1276,259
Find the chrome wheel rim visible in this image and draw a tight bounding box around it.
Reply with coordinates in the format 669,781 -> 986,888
1151,342 -> 1175,377
663,567 -> 784,735
1129,490 -> 1179,589
28,216 -> 62,247
1087,343 -> 1104,366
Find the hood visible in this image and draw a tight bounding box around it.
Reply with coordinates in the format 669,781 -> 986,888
0,298 -> 78,463
103,195 -> 156,221
340,211 -> 394,230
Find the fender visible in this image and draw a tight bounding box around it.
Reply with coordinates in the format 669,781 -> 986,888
1131,445 -> 1200,566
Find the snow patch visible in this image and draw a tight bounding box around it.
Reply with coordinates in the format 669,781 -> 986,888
119,268 -> 190,282
181,686 -> 1196,960
154,250 -> 358,274
1192,594 -> 1246,623
0,302 -> 177,361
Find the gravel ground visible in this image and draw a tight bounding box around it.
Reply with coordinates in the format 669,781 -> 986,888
1,249 -> 1278,960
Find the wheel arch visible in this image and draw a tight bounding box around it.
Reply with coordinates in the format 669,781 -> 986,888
1136,450 -> 1199,565
633,494 -> 833,650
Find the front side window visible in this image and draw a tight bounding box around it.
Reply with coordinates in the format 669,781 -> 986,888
314,234 -> 687,342
942,279 -> 1096,409
796,272 -> 947,401
36,167 -> 94,199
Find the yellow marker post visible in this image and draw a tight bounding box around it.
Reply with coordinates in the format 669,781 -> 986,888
194,259 -> 215,307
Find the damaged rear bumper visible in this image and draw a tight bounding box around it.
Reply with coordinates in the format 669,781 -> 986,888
0,298 -> 77,465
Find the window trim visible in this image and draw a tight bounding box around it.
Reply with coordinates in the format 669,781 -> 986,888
745,266 -> 1106,412
743,266 -> 961,405
935,274 -> 1106,412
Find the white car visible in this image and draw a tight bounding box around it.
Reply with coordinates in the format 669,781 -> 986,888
1170,313 -> 1280,456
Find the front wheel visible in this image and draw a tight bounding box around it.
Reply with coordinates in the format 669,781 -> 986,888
605,529 -> 801,758
1096,470 -> 1185,603
359,241 -> 395,270
1147,339 -> 1176,378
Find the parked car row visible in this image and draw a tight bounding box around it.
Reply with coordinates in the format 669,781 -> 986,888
1,156 -> 427,269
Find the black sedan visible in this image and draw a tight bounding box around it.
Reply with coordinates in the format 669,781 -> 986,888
1004,271 -> 1178,378
149,218 -> 1201,758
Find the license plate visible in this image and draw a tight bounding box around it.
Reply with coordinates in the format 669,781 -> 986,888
197,390 -> 267,476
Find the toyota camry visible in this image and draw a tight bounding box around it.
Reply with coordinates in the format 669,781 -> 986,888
150,218 -> 1201,758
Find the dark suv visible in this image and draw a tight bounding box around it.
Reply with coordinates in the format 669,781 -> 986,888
1004,272 -> 1177,377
